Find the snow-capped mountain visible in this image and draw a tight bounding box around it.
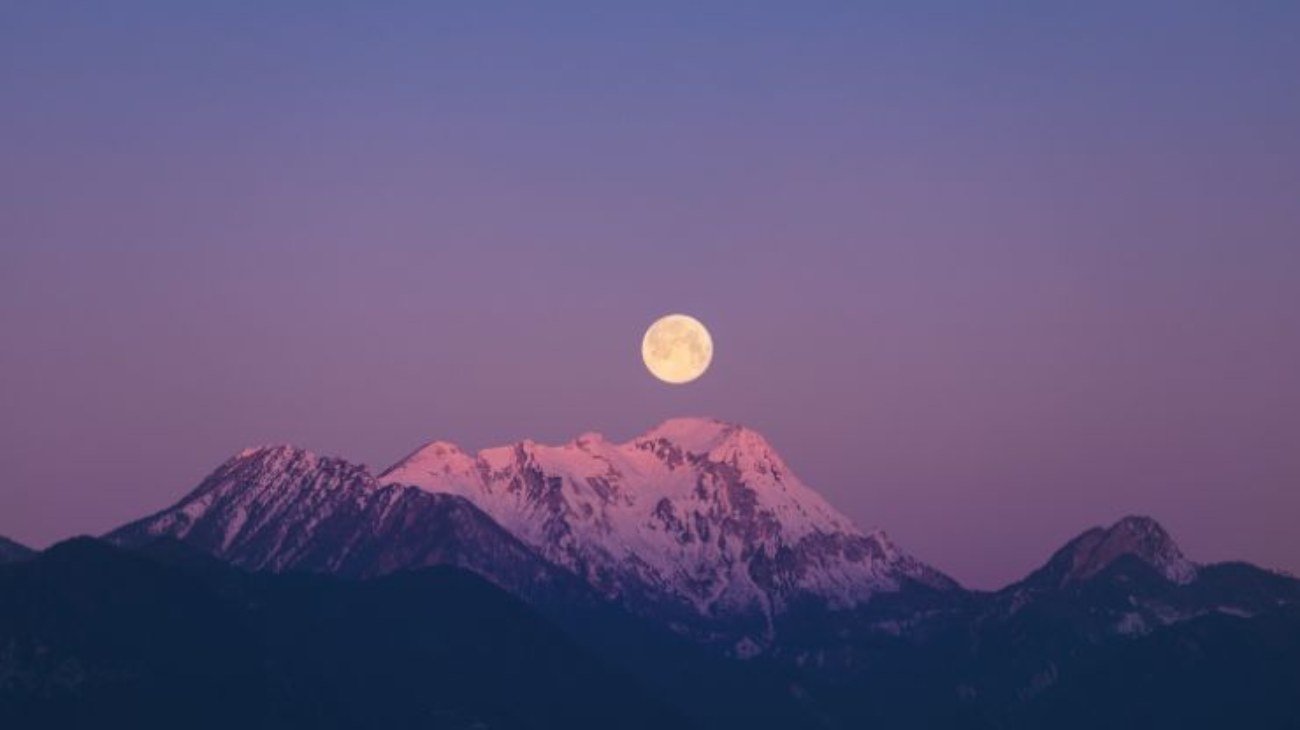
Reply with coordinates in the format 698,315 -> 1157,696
106,418 -> 956,643
379,417 -> 958,630
63,434 -> 1300,725
108,445 -> 577,602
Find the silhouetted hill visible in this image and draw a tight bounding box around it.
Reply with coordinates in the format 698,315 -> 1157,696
0,535 -> 33,563
0,538 -> 689,730
1017,606 -> 1300,728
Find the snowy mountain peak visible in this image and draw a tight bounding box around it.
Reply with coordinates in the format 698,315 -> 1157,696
115,444 -> 379,558
228,444 -> 325,473
1044,515 -> 1198,587
107,420 -> 958,646
233,443 -> 301,460
380,418 -> 958,626
383,440 -> 478,485
108,445 -> 565,594
569,431 -> 607,448
637,417 -> 752,453
633,418 -> 794,488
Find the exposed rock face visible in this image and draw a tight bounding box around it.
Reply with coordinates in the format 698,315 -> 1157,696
988,516 -> 1300,644
107,418 -> 958,644
380,418 -> 958,629
1024,515 -> 1198,589
108,445 -> 576,604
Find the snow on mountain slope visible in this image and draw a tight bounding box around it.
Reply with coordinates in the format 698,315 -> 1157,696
380,417 -> 958,626
107,446 -> 571,597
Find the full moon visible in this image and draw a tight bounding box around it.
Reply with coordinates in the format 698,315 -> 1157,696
641,314 -> 713,384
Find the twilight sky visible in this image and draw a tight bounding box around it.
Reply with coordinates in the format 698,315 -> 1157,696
2,2 -> 1298,588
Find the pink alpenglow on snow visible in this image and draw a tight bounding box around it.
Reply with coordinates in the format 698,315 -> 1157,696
380,417 -> 958,623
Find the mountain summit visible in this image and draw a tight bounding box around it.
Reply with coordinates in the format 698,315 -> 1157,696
1025,515 -> 1198,589
110,418 -> 956,643
86,422 -> 1300,723
108,445 -> 573,601
380,417 -> 958,631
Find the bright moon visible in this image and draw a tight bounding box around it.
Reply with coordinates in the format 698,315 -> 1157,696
642,314 -> 713,384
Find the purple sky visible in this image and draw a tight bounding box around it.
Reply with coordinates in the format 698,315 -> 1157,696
2,2 -> 1298,588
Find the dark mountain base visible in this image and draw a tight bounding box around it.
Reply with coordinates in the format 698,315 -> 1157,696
784,606 -> 1300,730
0,539 -> 687,730
0,536 -> 33,564
7,539 -> 1300,730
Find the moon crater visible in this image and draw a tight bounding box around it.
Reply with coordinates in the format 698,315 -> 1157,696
641,314 -> 713,384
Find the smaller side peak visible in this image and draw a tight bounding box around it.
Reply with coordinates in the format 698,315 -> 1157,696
1101,515 -> 1196,581
226,445 -> 323,473
380,438 -> 477,484
216,444 -> 378,489
197,444 -> 366,501
233,444 -> 314,461
1034,514 -> 1198,588
1098,515 -> 1182,557
1108,514 -> 1169,537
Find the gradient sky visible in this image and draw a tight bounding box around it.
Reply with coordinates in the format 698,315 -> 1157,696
2,2 -> 1298,588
